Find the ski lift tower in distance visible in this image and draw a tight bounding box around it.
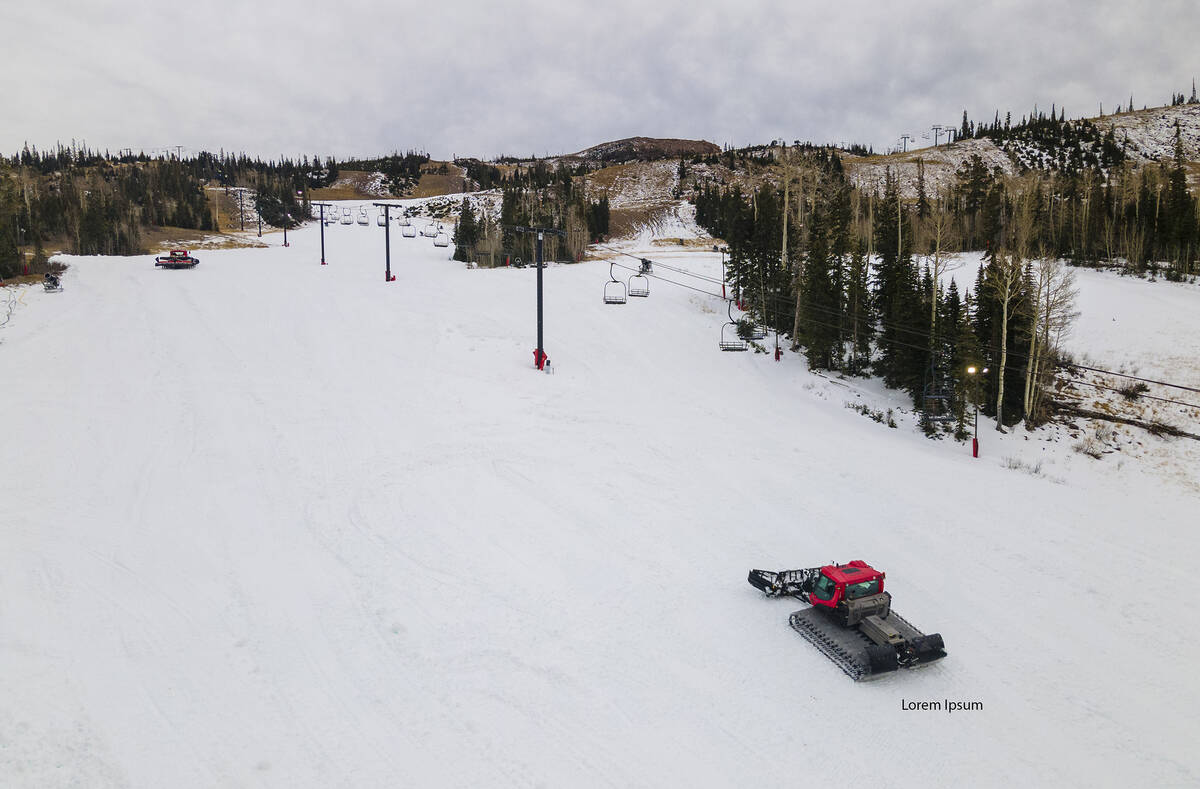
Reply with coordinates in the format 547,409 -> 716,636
714,244 -> 728,299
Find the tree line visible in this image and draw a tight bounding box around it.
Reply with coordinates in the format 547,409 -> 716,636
692,130 -> 1197,435
0,146 -> 334,277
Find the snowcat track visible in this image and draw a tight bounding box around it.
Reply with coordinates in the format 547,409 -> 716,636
789,607 -> 945,681
789,609 -> 872,681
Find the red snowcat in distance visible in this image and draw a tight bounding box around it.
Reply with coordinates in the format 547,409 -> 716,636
154,250 -> 199,269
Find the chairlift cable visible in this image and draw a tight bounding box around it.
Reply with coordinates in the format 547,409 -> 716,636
596,250 -> 1200,397
602,259 -> 1200,415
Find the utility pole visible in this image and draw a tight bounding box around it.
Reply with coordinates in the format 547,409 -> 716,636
507,224 -> 566,371
15,219 -> 25,275
777,142 -> 788,361
313,202 -> 332,265
373,202 -> 398,281
237,190 -> 245,232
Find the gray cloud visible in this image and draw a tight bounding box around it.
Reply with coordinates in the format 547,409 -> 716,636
3,0 -> 1198,159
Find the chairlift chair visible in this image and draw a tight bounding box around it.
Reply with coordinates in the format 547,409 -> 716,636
377,208 -> 388,226
357,208 -> 369,225
603,261 -> 627,304
628,272 -> 650,297
421,223 -> 438,238
433,232 -> 450,248
922,387 -> 954,422
922,360 -> 955,422
730,296 -> 766,339
402,224 -> 417,238
340,208 -> 352,225
719,300 -> 748,351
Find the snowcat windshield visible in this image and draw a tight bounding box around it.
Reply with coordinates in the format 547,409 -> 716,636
813,574 -> 836,601
845,580 -> 880,600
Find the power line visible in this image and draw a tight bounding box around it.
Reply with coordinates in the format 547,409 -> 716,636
1058,363 -> 1200,395
1062,379 -> 1200,412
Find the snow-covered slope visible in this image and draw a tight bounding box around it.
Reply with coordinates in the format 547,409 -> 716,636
844,137 -> 1015,198
1093,103 -> 1200,163
1,218 -> 1197,787
844,103 -> 1200,197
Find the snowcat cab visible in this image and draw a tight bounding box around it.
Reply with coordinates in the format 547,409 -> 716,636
808,562 -> 887,620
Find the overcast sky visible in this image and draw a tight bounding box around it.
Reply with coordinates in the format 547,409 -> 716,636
4,0 -> 1198,161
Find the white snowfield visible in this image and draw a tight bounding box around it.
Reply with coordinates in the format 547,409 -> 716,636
1,215 -> 1197,788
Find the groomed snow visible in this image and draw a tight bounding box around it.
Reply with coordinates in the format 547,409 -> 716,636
1,217 -> 1197,787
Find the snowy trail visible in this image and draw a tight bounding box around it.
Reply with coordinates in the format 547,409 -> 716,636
1,218 -> 1197,787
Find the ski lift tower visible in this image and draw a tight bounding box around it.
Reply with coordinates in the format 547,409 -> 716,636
312,202 -> 333,265
507,224 -> 567,371
372,202 -> 400,281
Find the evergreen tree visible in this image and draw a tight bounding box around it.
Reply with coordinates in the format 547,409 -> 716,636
453,198 -> 479,262
844,238 -> 873,375
872,170 -> 923,397
800,186 -> 840,368
1163,123 -> 1197,277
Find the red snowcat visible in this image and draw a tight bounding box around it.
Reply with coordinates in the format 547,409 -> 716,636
748,560 -> 946,680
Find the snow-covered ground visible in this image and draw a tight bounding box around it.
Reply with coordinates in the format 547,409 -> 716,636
1,215 -> 1197,787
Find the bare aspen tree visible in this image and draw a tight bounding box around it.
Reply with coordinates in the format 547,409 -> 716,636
1023,257 -> 1078,422
790,166 -> 807,350
1022,257 -> 1045,423
925,190 -> 958,336
1009,187 -> 1041,423
986,250 -> 1026,431
1077,169 -> 1093,256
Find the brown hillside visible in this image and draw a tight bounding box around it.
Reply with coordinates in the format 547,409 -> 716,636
564,137 -> 720,165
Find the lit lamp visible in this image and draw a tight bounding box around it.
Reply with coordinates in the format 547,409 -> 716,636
966,365 -> 989,458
